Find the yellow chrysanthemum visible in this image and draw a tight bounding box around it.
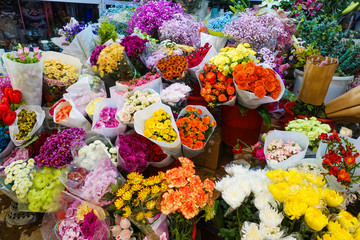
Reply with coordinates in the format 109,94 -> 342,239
145,211 -> 153,219
122,206 -> 132,218
114,198 -> 124,210
323,189 -> 344,207
328,221 -> 354,240
337,210 -> 358,232
284,198 -> 308,220
146,200 -> 156,210
305,207 -> 328,231
268,182 -> 290,203
116,183 -> 130,197
122,191 -> 133,201
138,187 -> 151,202
136,211 -> 145,221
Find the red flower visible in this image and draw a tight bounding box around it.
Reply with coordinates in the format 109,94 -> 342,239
0,96 -> 10,106
329,131 -> 341,141
329,166 -> 339,177
318,133 -> 328,140
1,87 -> 13,98
323,158 -> 332,166
338,169 -> 350,182
9,90 -> 22,104
0,103 -> 10,113
345,156 -> 356,165
2,110 -> 16,125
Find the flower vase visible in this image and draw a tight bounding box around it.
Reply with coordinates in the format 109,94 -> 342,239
2,53 -> 43,105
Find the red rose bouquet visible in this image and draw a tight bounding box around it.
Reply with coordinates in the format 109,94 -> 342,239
186,43 -> 211,68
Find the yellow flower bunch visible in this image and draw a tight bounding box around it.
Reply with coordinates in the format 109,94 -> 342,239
209,43 -> 257,76
114,172 -> 167,222
43,59 -> 79,84
143,108 -> 178,143
93,42 -> 125,77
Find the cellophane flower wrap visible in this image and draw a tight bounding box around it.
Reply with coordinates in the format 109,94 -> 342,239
120,36 -> 149,75
57,17 -> 87,46
113,172 -> 168,240
34,127 -> 86,168
160,83 -> 191,114
197,63 -> 236,108
116,89 -> 160,125
127,1 -> 184,38
233,62 -> 285,109
176,106 -> 216,158
115,72 -> 162,96
55,192 -> 110,240
161,157 -> 215,239
159,13 -> 204,47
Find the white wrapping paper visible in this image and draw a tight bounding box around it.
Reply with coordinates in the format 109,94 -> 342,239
53,100 -> 91,131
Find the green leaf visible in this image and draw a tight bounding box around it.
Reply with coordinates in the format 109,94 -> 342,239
107,203 -> 116,212
238,104 -> 248,116
229,6 -> 237,13
257,106 -> 271,130
18,136 -> 38,148
110,183 -> 118,193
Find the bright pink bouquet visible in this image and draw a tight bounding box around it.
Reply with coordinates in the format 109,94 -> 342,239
123,72 -> 161,91
265,139 -> 302,165
186,43 -> 211,68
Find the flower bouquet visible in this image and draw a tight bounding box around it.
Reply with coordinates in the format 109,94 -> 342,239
0,147 -> 29,168
52,17 -> 96,63
112,171 -> 169,240
9,105 -> 45,146
160,83 -> 191,116
2,44 -> 43,105
157,55 -> 188,83
53,100 -> 91,131
91,98 -> 126,138
116,89 -> 161,126
285,117 -> 331,152
206,11 -> 233,37
198,63 -> 236,108
0,74 -> 11,98
186,43 -> 217,80
99,4 -> 136,36
92,43 -> 137,91
318,132 -> 360,191
176,106 -> 216,158
264,130 -> 309,170
120,36 -> 149,75
161,157 -> 215,240
134,102 -> 181,158
42,51 -> 82,107
34,127 -> 86,168
233,62 -> 285,109
86,97 -> 105,119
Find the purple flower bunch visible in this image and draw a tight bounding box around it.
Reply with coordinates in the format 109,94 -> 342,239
159,14 -> 204,47
116,134 -> 149,173
127,1 -> 184,38
81,210 -> 108,240
79,157 -> 119,206
58,17 -> 87,46
94,107 -> 119,129
90,45 -> 106,66
120,36 -> 148,59
291,0 -> 323,17
224,9 -> 295,54
35,127 -> 86,168
0,74 -> 11,97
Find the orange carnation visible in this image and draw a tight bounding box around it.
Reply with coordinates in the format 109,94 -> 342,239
218,94 -> 227,102
254,86 -> 266,98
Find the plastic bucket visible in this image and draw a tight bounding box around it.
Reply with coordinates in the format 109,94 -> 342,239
221,105 -> 263,147
284,101 -> 336,130
293,69 -> 354,104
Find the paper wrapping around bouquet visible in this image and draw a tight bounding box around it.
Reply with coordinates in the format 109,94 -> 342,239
325,86 -> 360,122
298,55 -> 338,106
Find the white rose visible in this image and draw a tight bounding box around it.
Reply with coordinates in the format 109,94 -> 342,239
126,105 -> 136,114
118,110 -> 131,123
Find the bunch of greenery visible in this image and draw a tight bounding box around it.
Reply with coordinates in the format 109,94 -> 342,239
332,40 -> 360,76
96,20 -> 118,45
322,0 -> 355,17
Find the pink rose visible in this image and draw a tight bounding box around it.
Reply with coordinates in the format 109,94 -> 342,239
19,55 -> 26,61
17,48 -> 23,54
35,53 -> 42,60
24,47 -> 29,53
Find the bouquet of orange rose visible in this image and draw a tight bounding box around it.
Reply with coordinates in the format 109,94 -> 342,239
176,106 -> 216,158
233,62 -> 285,109
198,63 -> 236,108
161,157 -> 215,240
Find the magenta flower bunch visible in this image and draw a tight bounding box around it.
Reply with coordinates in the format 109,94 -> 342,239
90,45 -> 106,66
115,134 -> 149,173
224,9 -> 295,54
120,36 -> 148,60
94,107 -> 119,129
127,1 -> 184,38
291,0 -> 323,17
34,127 -> 86,168
159,14 -> 204,47
124,72 -> 161,91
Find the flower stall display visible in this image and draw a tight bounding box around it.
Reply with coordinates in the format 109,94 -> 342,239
198,63 -> 236,107
209,43 -> 256,77
34,127 -> 86,168
157,55 -> 188,83
117,89 -> 160,125
91,98 -> 126,138
159,14 -> 204,47
24,167 -> 65,212
176,106 -> 216,158
206,11 -> 233,35
127,1 -> 184,38
285,117 -> 332,152
42,55 -> 81,106
53,100 -> 91,131
120,36 -> 149,75
160,83 -> 191,114
96,20 -> 118,46
264,130 -> 309,170
233,62 -> 285,109
9,105 -> 45,146
134,102 -> 181,158
2,44 -> 43,105
3,158 -> 35,201
186,43 -> 212,69
318,132 -> 360,191
92,43 -> 136,89
113,171 -> 168,240
161,157 -> 215,240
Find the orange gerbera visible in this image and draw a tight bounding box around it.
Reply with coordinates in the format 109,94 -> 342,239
254,86 -> 266,98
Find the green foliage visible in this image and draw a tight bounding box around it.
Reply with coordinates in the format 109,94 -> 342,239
97,20 -> 118,45
292,100 -> 327,118
291,42 -> 320,68
322,0 -> 355,17
229,0 -> 250,14
332,40 -> 360,76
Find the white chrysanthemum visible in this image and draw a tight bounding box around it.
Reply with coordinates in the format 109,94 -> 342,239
259,223 -> 284,240
259,205 -> 283,228
215,175 -> 236,192
221,184 -> 248,209
225,164 -> 249,177
254,192 -> 277,211
250,177 -> 269,196
241,222 -> 262,240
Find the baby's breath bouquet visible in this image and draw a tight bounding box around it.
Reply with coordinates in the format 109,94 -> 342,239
43,59 -> 79,106
112,172 -> 168,240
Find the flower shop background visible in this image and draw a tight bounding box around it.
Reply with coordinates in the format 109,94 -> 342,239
1,0 -> 360,240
